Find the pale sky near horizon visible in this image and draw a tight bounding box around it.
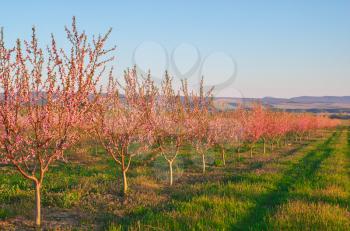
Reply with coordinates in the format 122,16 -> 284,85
0,0 -> 349,98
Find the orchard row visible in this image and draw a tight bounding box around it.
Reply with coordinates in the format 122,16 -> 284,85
90,70 -> 340,192
0,19 -> 340,226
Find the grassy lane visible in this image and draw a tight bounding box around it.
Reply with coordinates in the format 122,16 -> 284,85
107,130 -> 339,230
0,129 -> 344,230
236,130 -> 341,230
259,128 -> 350,230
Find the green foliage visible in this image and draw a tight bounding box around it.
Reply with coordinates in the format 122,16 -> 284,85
106,223 -> 123,231
0,207 -> 13,219
43,191 -> 81,208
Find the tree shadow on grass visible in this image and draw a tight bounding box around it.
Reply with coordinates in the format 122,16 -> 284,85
231,131 -> 339,230
95,134 -> 333,230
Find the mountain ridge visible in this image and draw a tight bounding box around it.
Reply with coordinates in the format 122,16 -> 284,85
213,96 -> 350,113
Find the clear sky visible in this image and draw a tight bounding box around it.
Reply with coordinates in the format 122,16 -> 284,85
1,0 -> 349,98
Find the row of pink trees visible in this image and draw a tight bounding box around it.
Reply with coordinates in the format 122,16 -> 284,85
231,105 -> 340,156
0,20 -> 341,227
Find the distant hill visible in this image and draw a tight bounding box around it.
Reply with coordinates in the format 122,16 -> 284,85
260,96 -> 350,104
288,96 -> 350,104
213,96 -> 350,113
1,93 -> 350,114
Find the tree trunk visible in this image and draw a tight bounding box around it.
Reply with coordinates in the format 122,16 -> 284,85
221,148 -> 226,166
168,161 -> 173,186
122,170 -> 128,195
250,145 -> 253,158
95,142 -> 98,155
202,154 -> 206,174
263,141 -> 266,155
35,182 -> 41,227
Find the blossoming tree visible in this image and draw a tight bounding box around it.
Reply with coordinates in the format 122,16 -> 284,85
91,67 -> 157,195
0,18 -> 113,226
154,73 -> 187,185
209,112 -> 240,166
243,104 -> 266,157
182,78 -> 214,174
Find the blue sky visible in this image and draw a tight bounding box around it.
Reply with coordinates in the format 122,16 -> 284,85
1,0 -> 349,98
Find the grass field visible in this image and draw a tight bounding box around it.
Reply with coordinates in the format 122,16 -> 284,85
1,127 -> 349,230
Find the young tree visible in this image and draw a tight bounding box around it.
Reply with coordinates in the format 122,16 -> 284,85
244,104 -> 266,157
153,73 -> 187,186
0,18 -> 112,226
91,67 -> 157,195
182,78 -> 214,174
258,107 -> 270,155
272,112 -> 292,148
232,104 -> 246,157
291,114 -> 312,142
209,112 -> 239,166
262,111 -> 286,153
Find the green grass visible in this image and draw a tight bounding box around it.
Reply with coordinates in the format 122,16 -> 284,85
0,128 -> 349,230
265,129 -> 350,230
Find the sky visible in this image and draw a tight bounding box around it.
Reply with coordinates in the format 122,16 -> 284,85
0,0 -> 349,98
